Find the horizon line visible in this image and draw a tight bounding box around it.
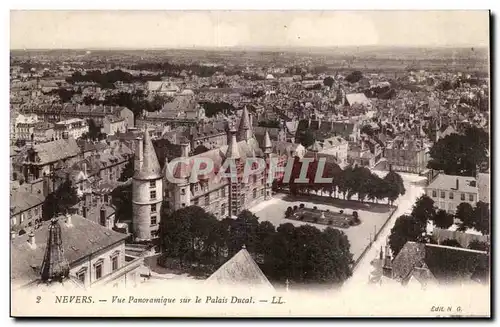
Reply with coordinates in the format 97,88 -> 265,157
10,44 -> 489,51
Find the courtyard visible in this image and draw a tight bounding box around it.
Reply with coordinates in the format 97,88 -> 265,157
251,193 -> 396,263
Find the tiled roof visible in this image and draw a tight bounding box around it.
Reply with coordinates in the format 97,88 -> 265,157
11,214 -> 128,284
427,174 -> 477,193
205,247 -> 274,290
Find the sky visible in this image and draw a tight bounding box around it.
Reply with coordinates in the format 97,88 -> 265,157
10,10 -> 490,49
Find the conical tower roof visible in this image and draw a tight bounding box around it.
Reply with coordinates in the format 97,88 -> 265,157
238,106 -> 251,131
134,129 -> 162,180
263,129 -> 272,153
40,218 -> 70,283
226,127 -> 241,160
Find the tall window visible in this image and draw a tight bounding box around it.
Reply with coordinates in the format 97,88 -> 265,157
432,190 -> 437,198
253,188 -> 257,199
469,194 -> 474,202
150,190 -> 156,200
461,193 -> 466,201
151,216 -> 157,225
193,198 -> 199,206
221,203 -> 226,216
95,263 -> 103,280
221,188 -> 226,198
440,191 -> 445,199
150,180 -> 155,188
205,194 -> 210,205
111,256 -> 118,271
151,204 -> 156,213
449,192 -> 454,200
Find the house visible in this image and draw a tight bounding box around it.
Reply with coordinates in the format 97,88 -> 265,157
381,241 -> 489,287
102,115 -> 128,136
10,190 -> 46,236
431,228 -> 490,249
425,174 -> 478,214
33,122 -> 55,143
384,137 -> 429,174
54,118 -> 89,140
11,215 -> 143,290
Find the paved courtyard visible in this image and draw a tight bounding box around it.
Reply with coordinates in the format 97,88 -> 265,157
251,193 -> 396,262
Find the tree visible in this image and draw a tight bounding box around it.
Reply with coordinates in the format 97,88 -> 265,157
296,129 -> 315,148
228,210 -> 260,255
410,195 -> 436,228
456,202 -> 475,231
85,118 -> 102,141
441,239 -> 462,248
383,170 -> 406,205
432,209 -> 454,229
468,240 -> 489,252
427,128 -> 488,177
474,201 -> 490,235
389,215 -> 424,257
323,76 -> 334,88
256,221 -> 276,259
345,71 -> 363,83
111,184 -> 133,223
42,179 -> 79,220
118,158 -> 134,182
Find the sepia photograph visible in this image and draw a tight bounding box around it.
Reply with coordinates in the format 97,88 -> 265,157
8,9 -> 491,317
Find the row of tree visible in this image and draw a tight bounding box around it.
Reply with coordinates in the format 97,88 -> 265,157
65,70 -> 163,88
274,159 -> 405,205
389,194 -> 490,257
159,206 -> 353,285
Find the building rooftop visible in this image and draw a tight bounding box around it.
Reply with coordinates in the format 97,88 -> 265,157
426,174 -> 478,193
11,214 -> 128,285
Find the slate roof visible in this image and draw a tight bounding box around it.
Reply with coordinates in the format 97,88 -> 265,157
392,241 -> 489,285
427,174 -> 478,193
205,247 -> 274,290
32,138 -> 80,164
10,191 -> 46,216
134,129 -> 162,180
11,214 -> 128,285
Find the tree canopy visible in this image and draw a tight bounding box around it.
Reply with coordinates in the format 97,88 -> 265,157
427,126 -> 489,176
42,179 -> 79,220
388,214 -> 424,257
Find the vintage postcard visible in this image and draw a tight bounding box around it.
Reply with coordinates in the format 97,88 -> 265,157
9,10 -> 490,317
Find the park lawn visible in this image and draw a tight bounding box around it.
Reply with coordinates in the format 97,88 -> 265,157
252,194 -> 395,262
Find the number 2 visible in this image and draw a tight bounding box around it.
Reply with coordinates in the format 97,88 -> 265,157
36,296 -> 41,303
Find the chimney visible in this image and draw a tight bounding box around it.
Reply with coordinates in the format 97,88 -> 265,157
28,232 -> 36,248
456,178 -> 459,190
100,206 -> 106,226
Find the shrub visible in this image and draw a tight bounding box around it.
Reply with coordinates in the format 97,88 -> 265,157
293,205 -> 298,211
313,217 -> 319,223
299,203 -> 305,209
313,206 -> 318,210
299,215 -> 305,221
340,210 -> 344,214
328,220 -> 333,225
352,211 -> 359,219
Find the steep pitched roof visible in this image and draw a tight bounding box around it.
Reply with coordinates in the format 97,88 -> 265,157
205,247 -> 274,290
134,129 -> 162,180
238,106 -> 251,131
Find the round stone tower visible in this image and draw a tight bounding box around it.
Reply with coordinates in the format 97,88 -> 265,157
132,129 -> 163,241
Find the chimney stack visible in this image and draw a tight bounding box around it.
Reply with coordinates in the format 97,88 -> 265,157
456,178 -> 459,190
100,206 -> 106,226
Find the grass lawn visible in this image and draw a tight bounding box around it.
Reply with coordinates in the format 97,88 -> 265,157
252,194 -> 396,262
